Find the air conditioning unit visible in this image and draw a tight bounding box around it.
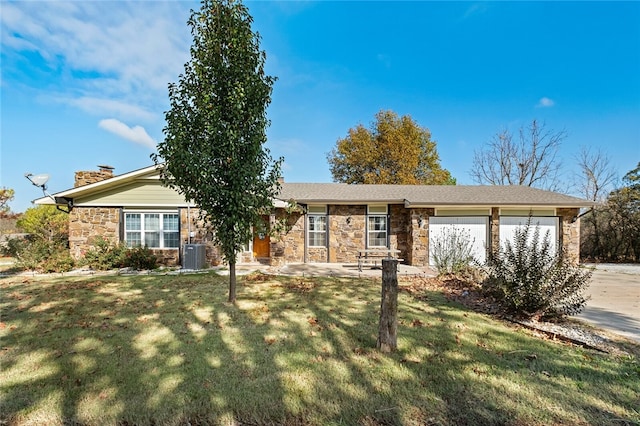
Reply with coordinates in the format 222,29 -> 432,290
182,244 -> 207,270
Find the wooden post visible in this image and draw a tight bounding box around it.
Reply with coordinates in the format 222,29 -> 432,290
377,259 -> 398,352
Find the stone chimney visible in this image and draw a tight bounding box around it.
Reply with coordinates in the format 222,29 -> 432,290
74,165 -> 115,187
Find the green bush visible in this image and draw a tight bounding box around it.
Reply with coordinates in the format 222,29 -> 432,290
41,250 -> 75,273
13,237 -> 75,273
123,245 -> 158,270
82,237 -> 128,270
431,226 -> 477,275
482,220 -> 591,319
2,236 -> 25,257
82,237 -> 158,271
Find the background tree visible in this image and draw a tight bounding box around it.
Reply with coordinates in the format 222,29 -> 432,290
17,205 -> 68,245
0,187 -> 15,214
578,162 -> 640,262
327,110 -> 454,185
8,205 -> 73,272
470,119 -> 565,191
153,0 -> 282,303
605,163 -> 640,261
572,147 -> 617,260
0,187 -> 18,236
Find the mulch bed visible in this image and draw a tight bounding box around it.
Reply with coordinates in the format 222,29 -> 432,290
399,274 -> 639,358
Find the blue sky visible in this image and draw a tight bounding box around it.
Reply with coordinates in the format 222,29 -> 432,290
2,1 -> 639,213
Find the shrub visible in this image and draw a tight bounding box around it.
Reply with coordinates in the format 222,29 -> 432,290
431,226 -> 477,275
13,237 -> 75,273
482,220 -> 591,319
82,237 -> 158,271
41,250 -> 75,273
82,237 -> 128,270
123,245 -> 158,270
2,236 -> 26,257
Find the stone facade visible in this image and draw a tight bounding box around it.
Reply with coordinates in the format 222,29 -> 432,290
68,206 -> 220,268
389,205 -> 409,258
74,167 -> 114,187
68,202 -> 582,269
68,207 -> 121,259
179,207 -> 221,266
328,205 -> 366,263
271,210 -> 304,265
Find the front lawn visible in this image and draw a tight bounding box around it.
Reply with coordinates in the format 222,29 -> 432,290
1,271 -> 638,425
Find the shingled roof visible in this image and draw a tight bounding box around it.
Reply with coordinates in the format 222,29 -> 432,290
278,183 -> 593,208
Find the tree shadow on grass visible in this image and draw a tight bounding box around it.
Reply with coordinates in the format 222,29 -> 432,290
0,272 -> 292,425
1,272 -> 639,425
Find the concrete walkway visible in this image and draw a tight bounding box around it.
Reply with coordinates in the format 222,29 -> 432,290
231,262 -> 436,278
575,264 -> 640,342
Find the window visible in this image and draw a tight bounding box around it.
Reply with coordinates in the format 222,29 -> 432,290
307,205 -> 327,247
367,205 -> 388,247
125,212 -> 180,249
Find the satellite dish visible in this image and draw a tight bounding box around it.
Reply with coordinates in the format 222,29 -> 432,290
25,173 -> 50,189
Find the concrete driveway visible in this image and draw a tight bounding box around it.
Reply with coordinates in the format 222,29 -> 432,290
575,264 -> 640,342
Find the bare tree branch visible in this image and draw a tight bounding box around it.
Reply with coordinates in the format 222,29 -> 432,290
470,120 -> 565,191
573,147 -> 617,202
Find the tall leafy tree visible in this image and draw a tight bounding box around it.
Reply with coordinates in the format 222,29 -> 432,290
153,0 -> 282,302
327,110 -> 454,185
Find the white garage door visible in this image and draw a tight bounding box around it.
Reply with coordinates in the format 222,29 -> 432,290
499,217 -> 559,254
429,216 -> 489,265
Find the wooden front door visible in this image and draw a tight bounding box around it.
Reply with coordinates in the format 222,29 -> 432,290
253,232 -> 270,259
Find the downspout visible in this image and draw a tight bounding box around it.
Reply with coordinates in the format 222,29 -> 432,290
303,205 -> 308,264
187,205 -> 192,244
387,204 -> 391,249
326,207 -> 330,263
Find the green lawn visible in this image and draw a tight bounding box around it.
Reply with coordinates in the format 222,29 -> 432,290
1,271 -> 638,425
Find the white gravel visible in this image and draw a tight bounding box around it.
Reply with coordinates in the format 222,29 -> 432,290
582,263 -> 640,275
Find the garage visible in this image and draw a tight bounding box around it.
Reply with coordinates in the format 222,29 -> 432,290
499,216 -> 559,254
429,216 -> 489,265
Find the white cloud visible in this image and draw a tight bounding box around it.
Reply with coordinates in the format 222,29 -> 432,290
99,118 -> 156,149
537,97 -> 555,108
1,1 -> 191,117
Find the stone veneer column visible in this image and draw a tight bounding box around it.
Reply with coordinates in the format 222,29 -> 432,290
557,207 -> 581,263
407,208 -> 432,266
389,205 -> 408,260
272,209 -> 304,264
490,207 -> 500,255
328,205 -> 366,263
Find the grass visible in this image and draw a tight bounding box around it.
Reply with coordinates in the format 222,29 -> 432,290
1,270 -> 639,425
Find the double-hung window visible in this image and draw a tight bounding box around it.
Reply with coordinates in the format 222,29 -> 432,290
307,205 -> 327,247
125,211 -> 180,249
367,205 -> 388,247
